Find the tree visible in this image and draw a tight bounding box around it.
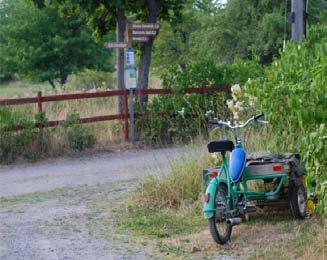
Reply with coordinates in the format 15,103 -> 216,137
32,0 -> 186,104
0,0 -> 112,88
152,0 -> 327,69
152,0 -> 220,71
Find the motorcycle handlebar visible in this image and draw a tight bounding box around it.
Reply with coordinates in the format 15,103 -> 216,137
208,113 -> 267,129
254,113 -> 264,120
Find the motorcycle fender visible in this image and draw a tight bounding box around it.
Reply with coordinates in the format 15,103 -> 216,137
203,177 -> 228,219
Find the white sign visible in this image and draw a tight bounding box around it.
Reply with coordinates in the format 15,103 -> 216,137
132,30 -> 157,36
132,36 -> 150,42
125,68 -> 137,89
132,23 -> 159,30
125,49 -> 135,67
105,42 -> 127,49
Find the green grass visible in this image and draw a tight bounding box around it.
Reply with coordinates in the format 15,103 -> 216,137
116,203 -> 206,238
0,186 -> 83,208
0,80 -> 52,98
113,144 -> 326,259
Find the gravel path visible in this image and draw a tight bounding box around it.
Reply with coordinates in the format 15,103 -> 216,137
0,147 -> 187,197
0,147 -> 196,260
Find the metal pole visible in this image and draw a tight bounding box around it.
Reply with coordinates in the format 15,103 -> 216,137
124,90 -> 129,141
291,0 -> 304,41
129,90 -> 135,144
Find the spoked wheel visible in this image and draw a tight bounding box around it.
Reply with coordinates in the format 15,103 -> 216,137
208,184 -> 232,244
289,183 -> 307,219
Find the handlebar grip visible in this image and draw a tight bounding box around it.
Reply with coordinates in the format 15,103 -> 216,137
208,119 -> 218,125
254,113 -> 264,120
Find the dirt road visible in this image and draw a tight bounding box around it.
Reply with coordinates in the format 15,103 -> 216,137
0,147 -> 188,197
0,147 -> 196,260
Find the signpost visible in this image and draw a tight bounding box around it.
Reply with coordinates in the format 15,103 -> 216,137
105,21 -> 159,144
125,48 -> 137,144
127,22 -> 159,47
106,42 -> 127,49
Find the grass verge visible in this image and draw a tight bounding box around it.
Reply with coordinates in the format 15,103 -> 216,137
114,153 -> 209,238
113,148 -> 326,259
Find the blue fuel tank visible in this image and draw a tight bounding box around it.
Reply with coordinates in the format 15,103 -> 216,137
229,148 -> 246,182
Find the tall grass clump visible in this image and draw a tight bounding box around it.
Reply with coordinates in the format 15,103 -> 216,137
135,158 -> 206,210
0,107 -> 102,164
0,107 -> 46,163
116,151 -> 209,237
63,113 -> 95,151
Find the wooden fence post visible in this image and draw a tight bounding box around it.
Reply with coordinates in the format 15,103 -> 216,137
37,91 -> 43,113
124,90 -> 129,141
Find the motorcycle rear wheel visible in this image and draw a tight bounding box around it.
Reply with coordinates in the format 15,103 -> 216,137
208,184 -> 232,244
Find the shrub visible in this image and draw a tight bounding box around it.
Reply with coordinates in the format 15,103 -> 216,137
137,59 -> 263,144
63,113 -> 96,151
66,69 -> 114,91
246,25 -> 327,213
0,107 -> 38,163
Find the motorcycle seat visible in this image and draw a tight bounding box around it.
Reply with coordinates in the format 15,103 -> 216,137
207,140 -> 234,153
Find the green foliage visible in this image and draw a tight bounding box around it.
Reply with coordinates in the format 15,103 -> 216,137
116,157 -> 207,238
303,125 -> 327,214
0,108 -> 96,163
63,113 -> 95,151
246,25 -> 327,213
135,159 -> 205,209
117,204 -> 204,238
0,107 -> 37,163
66,69 -> 114,90
32,0 -> 186,39
153,0 -> 327,70
137,59 -> 261,143
0,0 -> 112,87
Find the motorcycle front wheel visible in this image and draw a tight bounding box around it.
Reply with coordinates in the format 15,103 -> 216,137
208,184 -> 232,244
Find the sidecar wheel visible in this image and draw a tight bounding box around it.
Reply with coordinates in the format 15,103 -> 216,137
289,183 -> 307,219
208,184 -> 232,244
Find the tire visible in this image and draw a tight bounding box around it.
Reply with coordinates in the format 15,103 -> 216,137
208,184 -> 232,244
289,183 -> 307,219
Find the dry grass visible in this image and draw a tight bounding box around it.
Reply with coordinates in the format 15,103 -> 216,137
159,214 -> 326,259
1,85 -> 127,160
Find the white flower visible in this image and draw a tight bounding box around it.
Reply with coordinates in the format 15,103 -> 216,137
226,99 -> 234,108
205,110 -> 213,117
233,113 -> 239,120
177,107 -> 185,116
231,84 -> 241,95
235,101 -> 244,110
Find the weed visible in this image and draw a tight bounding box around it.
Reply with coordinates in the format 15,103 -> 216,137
63,113 -> 96,151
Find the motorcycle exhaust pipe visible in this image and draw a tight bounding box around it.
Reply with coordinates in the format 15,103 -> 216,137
226,217 -> 242,226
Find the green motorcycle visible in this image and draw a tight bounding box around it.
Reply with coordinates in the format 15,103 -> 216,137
203,113 -> 307,244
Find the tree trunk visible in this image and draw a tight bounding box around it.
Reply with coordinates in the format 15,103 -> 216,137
59,74 -> 68,89
48,79 -> 56,89
116,9 -> 126,114
138,39 -> 154,104
137,0 -> 160,105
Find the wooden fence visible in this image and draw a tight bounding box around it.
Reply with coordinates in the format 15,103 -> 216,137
0,86 -> 231,141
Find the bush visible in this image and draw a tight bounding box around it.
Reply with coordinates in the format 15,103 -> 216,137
0,107 -> 40,163
246,25 -> 327,214
0,108 -> 97,163
137,59 -> 262,143
63,113 -> 96,151
66,69 -> 114,91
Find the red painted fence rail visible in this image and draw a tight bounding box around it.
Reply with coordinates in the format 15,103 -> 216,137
0,86 -> 231,141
